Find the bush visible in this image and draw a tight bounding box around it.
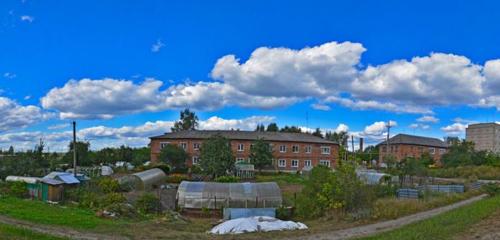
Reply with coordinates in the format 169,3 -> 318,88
166,174 -> 189,184
151,163 -> 170,175
79,192 -> 100,209
105,203 -> 138,218
214,176 -> 240,183
482,183 -> 500,196
100,193 -> 126,208
97,177 -> 120,193
135,193 -> 159,215
8,181 -> 27,198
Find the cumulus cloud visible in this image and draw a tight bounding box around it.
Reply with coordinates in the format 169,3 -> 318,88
311,103 -> 331,111
324,96 -> 432,114
0,97 -> 49,132
3,72 -> 16,79
20,15 -> 34,22
151,39 -> 165,52
409,123 -> 430,130
0,115 -> 276,151
441,122 -> 467,136
351,121 -> 397,142
417,115 -> 439,123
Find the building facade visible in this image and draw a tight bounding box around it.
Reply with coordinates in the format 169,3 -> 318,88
378,134 -> 448,164
466,123 -> 500,153
150,130 -> 339,172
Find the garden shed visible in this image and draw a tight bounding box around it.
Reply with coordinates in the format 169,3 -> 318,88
177,181 -> 282,209
5,176 -> 64,202
118,168 -> 166,191
43,172 -> 80,185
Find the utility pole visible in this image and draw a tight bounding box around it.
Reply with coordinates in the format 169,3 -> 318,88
385,122 -> 392,162
73,121 -> 77,177
351,135 -> 355,161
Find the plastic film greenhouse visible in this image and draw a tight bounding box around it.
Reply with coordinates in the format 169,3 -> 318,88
177,181 -> 282,209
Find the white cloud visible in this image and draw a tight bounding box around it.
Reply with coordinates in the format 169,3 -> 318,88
324,96 -> 432,114
453,117 -> 476,124
20,15 -> 34,22
409,123 -> 430,130
3,72 -> 16,79
0,97 -> 49,132
417,115 -> 439,123
151,39 -> 165,52
351,120 -> 397,142
311,103 -> 331,111
211,41 -> 365,98
47,123 -> 70,130
441,122 -> 467,136
199,116 -> 275,130
335,123 -> 349,133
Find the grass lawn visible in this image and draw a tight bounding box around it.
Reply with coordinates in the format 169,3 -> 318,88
0,223 -> 67,240
359,195 -> 500,240
0,197 -> 125,230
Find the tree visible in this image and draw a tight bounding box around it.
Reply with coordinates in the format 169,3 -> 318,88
441,140 -> 477,167
280,126 -> 302,133
326,131 -> 349,146
249,138 -> 273,172
199,135 -> 235,178
255,124 -> 265,132
131,147 -> 151,167
159,144 -> 188,171
7,146 -> 14,155
266,123 -> 279,132
312,128 -> 323,138
171,108 -> 199,132
63,141 -> 92,166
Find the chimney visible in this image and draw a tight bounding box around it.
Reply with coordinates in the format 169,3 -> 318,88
359,138 -> 364,152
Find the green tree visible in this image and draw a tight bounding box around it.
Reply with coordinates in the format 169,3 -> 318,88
63,141 -> 92,166
249,138 -> 273,172
312,128 -> 323,138
255,124 -> 265,132
171,108 -> 199,132
159,144 -> 188,171
441,140 -> 476,167
199,135 -> 235,178
131,147 -> 151,167
266,123 -> 279,132
280,126 -> 302,133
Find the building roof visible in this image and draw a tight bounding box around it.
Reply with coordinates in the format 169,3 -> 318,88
150,130 -> 337,144
467,122 -> 500,128
377,134 -> 448,148
43,172 -> 80,184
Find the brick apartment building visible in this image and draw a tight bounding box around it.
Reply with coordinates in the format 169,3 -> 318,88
378,134 -> 448,164
149,130 -> 339,171
466,122 -> 500,153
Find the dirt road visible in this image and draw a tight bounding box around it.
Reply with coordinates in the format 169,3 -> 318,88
0,215 -> 128,240
291,194 -> 488,240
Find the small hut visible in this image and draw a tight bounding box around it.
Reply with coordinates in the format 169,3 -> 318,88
235,163 -> 255,179
177,181 -> 282,210
118,168 -> 167,191
5,176 -> 65,202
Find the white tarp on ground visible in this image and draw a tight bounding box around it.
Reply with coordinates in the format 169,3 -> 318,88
209,216 -> 308,235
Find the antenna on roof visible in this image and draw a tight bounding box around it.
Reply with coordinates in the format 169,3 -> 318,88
306,111 -> 309,130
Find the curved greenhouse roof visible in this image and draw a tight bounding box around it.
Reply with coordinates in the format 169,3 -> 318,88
118,168 -> 166,190
177,181 -> 282,209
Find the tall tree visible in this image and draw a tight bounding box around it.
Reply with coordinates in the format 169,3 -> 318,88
280,125 -> 302,133
249,138 -> 273,172
171,108 -> 199,132
266,123 -> 279,132
199,135 -> 235,178
312,128 -> 323,138
159,144 -> 188,171
63,141 -> 92,166
255,124 -> 265,132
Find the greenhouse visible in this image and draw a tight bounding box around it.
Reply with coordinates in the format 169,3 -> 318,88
118,168 -> 166,190
177,181 -> 282,209
356,170 -> 392,185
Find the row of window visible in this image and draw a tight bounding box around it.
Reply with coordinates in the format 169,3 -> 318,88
381,146 -> 446,155
160,141 -> 332,155
191,156 -> 331,168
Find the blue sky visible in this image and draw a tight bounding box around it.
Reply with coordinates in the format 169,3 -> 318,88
0,0 -> 499,151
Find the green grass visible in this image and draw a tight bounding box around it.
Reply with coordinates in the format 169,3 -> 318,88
255,172 -> 305,185
359,195 -> 500,240
0,197 -> 124,230
0,223 -> 67,240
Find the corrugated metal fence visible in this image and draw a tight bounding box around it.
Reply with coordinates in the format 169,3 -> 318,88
396,188 -> 419,199
418,185 -> 465,193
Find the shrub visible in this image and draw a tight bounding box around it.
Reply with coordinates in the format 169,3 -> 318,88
100,193 -> 126,208
482,183 -> 500,196
79,192 -> 100,209
151,163 -> 170,175
97,177 -> 120,193
105,203 -> 138,218
135,193 -> 159,215
214,176 -> 240,183
8,181 -> 27,198
166,174 -> 189,184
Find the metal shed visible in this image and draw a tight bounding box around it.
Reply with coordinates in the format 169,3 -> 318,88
177,181 -> 282,209
118,168 -> 167,191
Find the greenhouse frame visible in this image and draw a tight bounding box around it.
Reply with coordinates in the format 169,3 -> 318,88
118,168 -> 167,190
177,181 -> 282,209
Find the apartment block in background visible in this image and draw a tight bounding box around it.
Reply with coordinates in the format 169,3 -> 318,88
466,122 -> 500,153
378,134 -> 448,164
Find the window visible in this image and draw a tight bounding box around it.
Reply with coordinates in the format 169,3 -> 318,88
429,147 -> 435,155
382,146 -> 387,152
179,142 -> 187,150
160,142 -> 170,149
279,145 -> 287,153
305,145 -> 312,153
292,145 -> 299,153
439,148 -> 446,154
291,159 -> 299,167
278,159 -> 286,167
320,146 -> 331,155
237,143 -> 244,152
193,143 -> 200,150
304,160 -> 312,167
236,158 -> 245,163
418,146 -> 424,152
319,160 -> 331,167
192,156 -> 199,165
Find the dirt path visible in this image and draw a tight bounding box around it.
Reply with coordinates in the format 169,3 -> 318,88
0,215 -> 129,240
291,194 -> 488,240
453,208 -> 500,240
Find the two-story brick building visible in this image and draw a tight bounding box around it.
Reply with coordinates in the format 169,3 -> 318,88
149,130 -> 339,171
378,134 -> 448,164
